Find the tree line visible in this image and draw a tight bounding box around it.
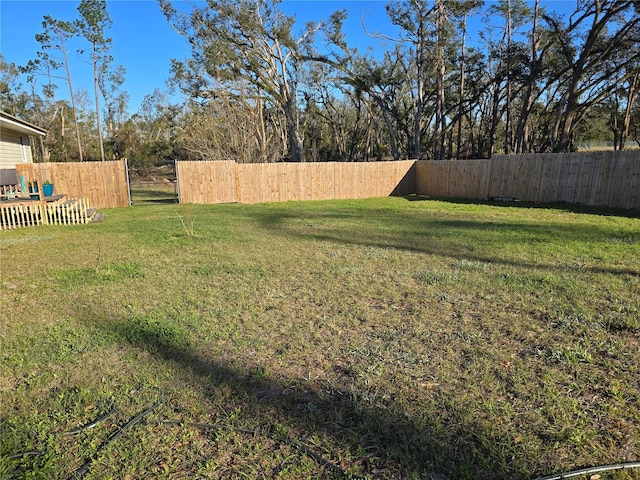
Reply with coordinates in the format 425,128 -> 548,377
1,0 -> 639,168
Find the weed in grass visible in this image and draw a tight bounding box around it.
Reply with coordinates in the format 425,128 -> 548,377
453,258 -> 489,271
604,234 -> 639,244
601,304 -> 640,332
413,269 -> 458,285
93,237 -> 104,273
176,202 -> 196,237
192,264 -> 217,276
548,347 -> 594,366
52,262 -> 145,291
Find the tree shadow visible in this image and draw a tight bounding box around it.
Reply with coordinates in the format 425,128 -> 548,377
243,203 -> 639,277
406,195 -> 640,219
78,307 -> 534,480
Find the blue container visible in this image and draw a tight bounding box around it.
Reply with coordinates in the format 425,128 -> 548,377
43,183 -> 54,196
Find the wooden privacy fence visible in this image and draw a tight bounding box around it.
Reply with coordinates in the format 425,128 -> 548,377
415,151 -> 640,210
176,160 -> 416,204
16,160 -> 130,209
173,152 -> 639,210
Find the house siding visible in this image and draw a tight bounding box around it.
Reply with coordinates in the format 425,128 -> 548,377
0,129 -> 33,169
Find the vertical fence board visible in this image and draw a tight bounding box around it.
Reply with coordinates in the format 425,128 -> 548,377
316,162 -> 335,200
286,163 -> 302,201
270,163 -> 288,202
448,161 -> 466,198
542,154 -> 560,203
448,160 -> 482,199
415,161 -> 451,197
607,152 -> 636,209
188,161 -> 234,204
236,163 -> 260,204
564,153 -> 581,203
621,153 -> 637,210
488,156 -> 510,198
334,163 -> 353,199
522,154 -> 538,200
376,160 -> 413,196
376,162 -> 389,197
588,152 -> 610,206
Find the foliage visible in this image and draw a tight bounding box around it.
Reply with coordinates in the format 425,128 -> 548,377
5,1 -> 640,163
77,0 -> 113,162
159,0 -> 320,162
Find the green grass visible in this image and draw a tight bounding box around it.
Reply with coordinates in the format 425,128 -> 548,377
1,196 -> 639,479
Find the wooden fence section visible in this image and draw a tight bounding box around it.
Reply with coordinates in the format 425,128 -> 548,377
416,151 -> 640,210
344,160 -> 415,199
176,160 -> 237,204
0,198 -> 93,230
176,153 -> 638,209
415,160 -> 491,199
0,202 -> 43,230
177,160 -> 416,204
489,152 -> 640,209
16,160 -> 129,209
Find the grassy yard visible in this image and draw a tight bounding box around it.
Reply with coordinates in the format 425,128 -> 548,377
1,194 -> 639,479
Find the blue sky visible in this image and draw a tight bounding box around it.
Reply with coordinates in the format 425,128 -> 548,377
0,0 -> 401,112
1,0 -> 575,114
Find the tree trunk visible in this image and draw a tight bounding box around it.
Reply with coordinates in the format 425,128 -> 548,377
515,0 -> 540,154
93,44 -> 106,162
488,68 -> 501,157
284,97 -> 305,162
503,0 -> 512,154
255,89 -> 269,162
552,1 -> 634,152
372,94 -> 399,160
411,16 -> 426,160
456,14 -> 467,160
58,26 -> 83,161
621,72 -> 640,150
434,0 -> 447,160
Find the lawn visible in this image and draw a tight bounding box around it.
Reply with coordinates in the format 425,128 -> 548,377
1,194 -> 639,479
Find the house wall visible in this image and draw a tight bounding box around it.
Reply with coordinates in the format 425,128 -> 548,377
0,129 -> 34,169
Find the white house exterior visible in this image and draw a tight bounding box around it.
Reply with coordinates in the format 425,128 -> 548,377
0,111 -> 47,170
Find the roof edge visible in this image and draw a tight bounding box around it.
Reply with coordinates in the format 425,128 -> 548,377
0,110 -> 48,136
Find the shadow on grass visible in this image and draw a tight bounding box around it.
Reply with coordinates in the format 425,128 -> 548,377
406,195 -> 640,219
82,310 -> 532,479
244,202 -> 640,277
133,197 -> 178,205
130,187 -> 178,206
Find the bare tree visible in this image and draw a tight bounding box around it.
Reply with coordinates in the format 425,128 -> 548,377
160,0 -> 322,162
33,16 -> 84,161
77,0 -> 114,162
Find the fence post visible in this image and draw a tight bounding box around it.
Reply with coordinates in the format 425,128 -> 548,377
174,159 -> 181,204
125,158 -> 132,206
